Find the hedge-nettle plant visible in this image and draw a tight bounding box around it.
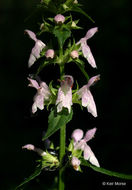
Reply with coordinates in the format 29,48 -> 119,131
16,0 -> 132,189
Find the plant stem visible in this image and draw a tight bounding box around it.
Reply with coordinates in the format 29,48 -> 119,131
59,125 -> 66,190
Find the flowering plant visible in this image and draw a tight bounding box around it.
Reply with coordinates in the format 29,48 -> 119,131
16,0 -> 132,189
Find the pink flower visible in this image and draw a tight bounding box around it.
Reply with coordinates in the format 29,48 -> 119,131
45,49 -> 55,59
71,156 -> 81,171
54,14 -> 65,24
70,50 -> 79,59
56,75 -> 74,113
25,30 -> 46,67
77,27 -> 98,68
77,75 -> 100,117
28,78 -> 51,113
22,144 -> 46,156
71,128 -> 100,167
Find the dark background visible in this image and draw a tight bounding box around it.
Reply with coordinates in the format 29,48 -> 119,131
0,0 -> 132,189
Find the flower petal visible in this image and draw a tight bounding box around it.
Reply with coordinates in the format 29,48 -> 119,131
74,140 -> 86,151
84,145 -> 100,167
40,82 -> 51,99
86,90 -> 97,117
81,87 -> 90,107
28,78 -> 40,89
22,144 -> 46,156
81,41 -> 97,68
71,156 -> 81,171
28,54 -> 36,68
71,129 -> 84,142
56,87 -> 72,113
33,94 -> 44,113
85,27 -> 98,41
25,30 -> 37,42
22,144 -> 35,150
84,128 -> 97,142
28,40 -> 46,67
87,75 -> 100,88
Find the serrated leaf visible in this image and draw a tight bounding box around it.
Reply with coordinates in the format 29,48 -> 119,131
15,165 -> 42,190
81,159 -> 132,180
43,108 -> 73,141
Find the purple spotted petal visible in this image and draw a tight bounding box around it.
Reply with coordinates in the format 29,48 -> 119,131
87,75 -> 100,88
84,128 -> 97,142
85,27 -> 98,40
25,30 -> 37,42
28,78 -> 40,89
71,129 -> 84,143
81,41 -> 97,68
84,145 -> 100,167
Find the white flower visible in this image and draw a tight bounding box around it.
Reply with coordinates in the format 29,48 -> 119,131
25,30 -> 46,67
77,27 -> 98,68
56,75 -> 74,113
77,75 -> 100,117
71,128 -> 100,167
28,78 -> 51,113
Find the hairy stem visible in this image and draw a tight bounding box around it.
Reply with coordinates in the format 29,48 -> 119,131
59,125 -> 66,190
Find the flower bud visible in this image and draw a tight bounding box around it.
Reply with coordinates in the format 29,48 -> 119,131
71,157 -> 80,171
45,49 -> 55,59
70,50 -> 79,59
54,14 -> 65,24
71,129 -> 83,142
74,0 -> 78,4
40,23 -> 44,30
22,144 -> 35,151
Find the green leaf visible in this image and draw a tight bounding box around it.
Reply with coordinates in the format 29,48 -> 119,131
81,159 -> 132,180
43,108 -> 73,141
53,27 -> 71,48
15,165 -> 42,189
